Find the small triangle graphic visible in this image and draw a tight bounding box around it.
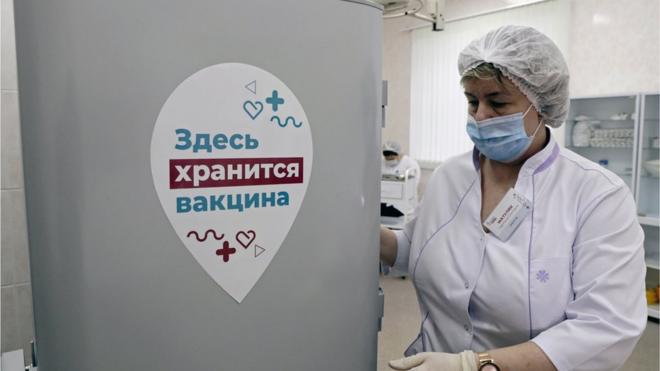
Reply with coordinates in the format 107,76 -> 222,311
245,80 -> 257,95
254,244 -> 266,258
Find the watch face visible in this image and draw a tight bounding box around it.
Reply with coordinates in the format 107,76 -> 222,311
480,364 -> 500,371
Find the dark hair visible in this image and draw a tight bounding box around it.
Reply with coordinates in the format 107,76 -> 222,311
460,62 -> 505,85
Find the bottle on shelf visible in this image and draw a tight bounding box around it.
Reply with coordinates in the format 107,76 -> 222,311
572,120 -> 592,147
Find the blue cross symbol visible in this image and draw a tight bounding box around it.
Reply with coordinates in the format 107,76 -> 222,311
266,90 -> 285,112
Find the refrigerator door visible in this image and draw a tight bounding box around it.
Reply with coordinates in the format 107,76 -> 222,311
15,1 -> 383,370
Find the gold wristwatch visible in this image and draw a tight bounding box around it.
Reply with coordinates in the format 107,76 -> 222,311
477,352 -> 501,371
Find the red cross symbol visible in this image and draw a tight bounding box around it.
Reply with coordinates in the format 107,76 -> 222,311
216,241 -> 236,263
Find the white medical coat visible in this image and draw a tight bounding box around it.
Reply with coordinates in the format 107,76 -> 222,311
392,134 -> 646,371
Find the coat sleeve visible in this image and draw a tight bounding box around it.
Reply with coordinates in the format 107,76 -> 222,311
391,217 -> 417,274
531,185 -> 647,371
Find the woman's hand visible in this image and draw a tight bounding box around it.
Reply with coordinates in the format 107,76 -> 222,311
389,351 -> 478,371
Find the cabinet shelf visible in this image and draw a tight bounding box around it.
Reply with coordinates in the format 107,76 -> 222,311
566,146 -> 634,150
571,118 -> 635,124
639,216 -> 660,227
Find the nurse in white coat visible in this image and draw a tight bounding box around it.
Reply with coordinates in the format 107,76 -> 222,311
382,140 -> 422,193
381,25 -> 646,371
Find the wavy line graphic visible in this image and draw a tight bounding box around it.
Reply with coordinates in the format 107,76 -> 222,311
187,229 -> 224,242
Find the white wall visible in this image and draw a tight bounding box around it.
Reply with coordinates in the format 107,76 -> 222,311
382,17 -> 426,156
1,0 -> 35,365
569,0 -> 660,96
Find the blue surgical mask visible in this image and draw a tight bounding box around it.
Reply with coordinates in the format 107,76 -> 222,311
466,104 -> 542,163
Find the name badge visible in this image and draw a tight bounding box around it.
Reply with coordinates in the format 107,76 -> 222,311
483,188 -> 532,241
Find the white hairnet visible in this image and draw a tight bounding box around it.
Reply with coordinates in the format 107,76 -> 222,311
382,140 -> 402,154
458,25 -> 570,128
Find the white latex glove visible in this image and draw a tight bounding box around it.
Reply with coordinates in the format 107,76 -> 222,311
389,350 -> 478,371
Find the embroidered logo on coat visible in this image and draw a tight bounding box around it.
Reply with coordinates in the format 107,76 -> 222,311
535,269 -> 550,283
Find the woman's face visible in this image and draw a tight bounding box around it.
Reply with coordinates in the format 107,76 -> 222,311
463,77 -> 541,135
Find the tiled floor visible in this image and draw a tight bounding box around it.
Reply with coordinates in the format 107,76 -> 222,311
378,275 -> 660,371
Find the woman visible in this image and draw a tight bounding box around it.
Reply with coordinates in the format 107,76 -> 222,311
381,25 -> 647,371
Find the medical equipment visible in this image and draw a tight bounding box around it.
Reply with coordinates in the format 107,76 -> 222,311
377,0 -> 446,31
381,168 -> 418,228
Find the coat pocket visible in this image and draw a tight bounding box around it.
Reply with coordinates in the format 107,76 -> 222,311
530,256 -> 572,335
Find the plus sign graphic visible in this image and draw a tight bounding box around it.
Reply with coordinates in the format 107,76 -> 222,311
216,241 -> 237,263
265,90 -> 284,112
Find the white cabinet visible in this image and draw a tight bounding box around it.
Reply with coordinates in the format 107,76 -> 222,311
566,95 -> 637,190
636,94 -> 660,222
565,93 -> 659,319
638,94 -> 660,319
